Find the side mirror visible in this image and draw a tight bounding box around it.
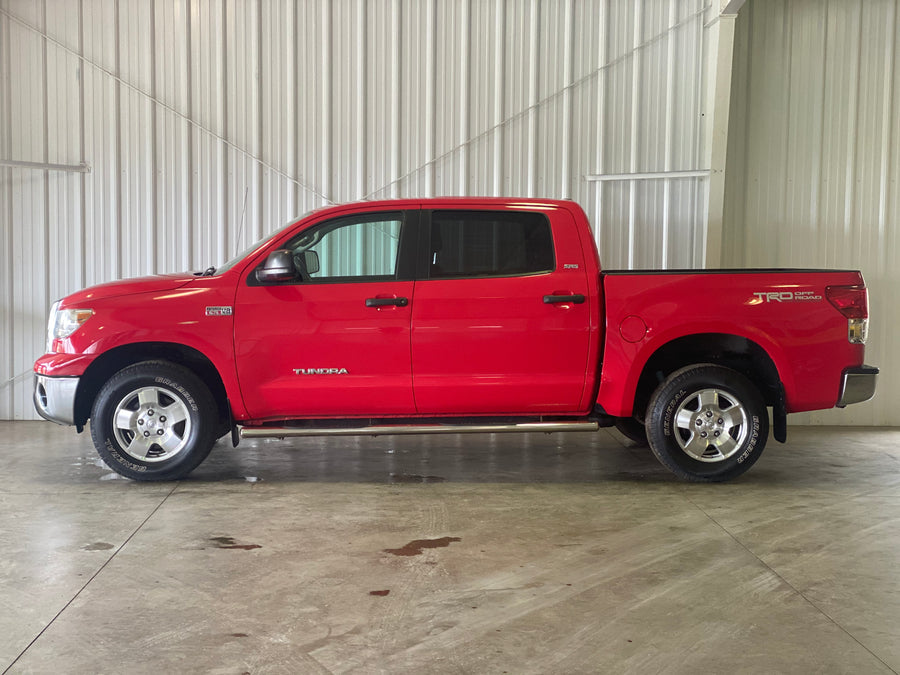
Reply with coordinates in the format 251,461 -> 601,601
302,250 -> 320,276
255,249 -> 297,283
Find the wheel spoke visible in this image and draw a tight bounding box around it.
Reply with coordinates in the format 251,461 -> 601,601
697,389 -> 719,409
160,402 -> 188,425
675,408 -> 695,431
138,389 -> 160,407
720,408 -> 743,431
114,407 -> 136,431
683,432 -> 710,459
158,431 -> 184,453
124,434 -> 153,459
714,434 -> 739,456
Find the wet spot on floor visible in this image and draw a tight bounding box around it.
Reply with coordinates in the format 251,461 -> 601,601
369,590 -> 390,597
389,473 -> 446,483
82,542 -> 115,551
210,536 -> 262,550
384,536 -> 461,557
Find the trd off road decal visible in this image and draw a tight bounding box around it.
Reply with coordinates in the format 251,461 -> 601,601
752,291 -> 822,303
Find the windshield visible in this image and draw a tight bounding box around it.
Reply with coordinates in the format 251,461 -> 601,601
213,213 -> 312,275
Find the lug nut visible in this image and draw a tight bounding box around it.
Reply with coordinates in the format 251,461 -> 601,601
160,416 -> 166,423
143,431 -> 150,437
696,419 -> 703,426
700,431 -> 708,438
148,410 -> 154,416
157,429 -> 164,435
706,411 -> 713,418
138,419 -> 144,425
714,430 -> 721,437
718,418 -> 724,425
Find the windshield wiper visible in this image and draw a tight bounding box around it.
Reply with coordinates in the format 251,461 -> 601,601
201,266 -> 216,277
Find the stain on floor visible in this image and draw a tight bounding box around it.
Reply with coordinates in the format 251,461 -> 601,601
383,537 -> 461,557
210,536 -> 262,550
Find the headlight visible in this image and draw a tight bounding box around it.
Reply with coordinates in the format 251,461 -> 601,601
47,304 -> 93,351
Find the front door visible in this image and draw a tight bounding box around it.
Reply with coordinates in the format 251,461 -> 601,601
234,210 -> 417,419
410,208 -> 593,414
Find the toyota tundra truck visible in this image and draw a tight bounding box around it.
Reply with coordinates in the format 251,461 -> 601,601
33,198 -> 878,482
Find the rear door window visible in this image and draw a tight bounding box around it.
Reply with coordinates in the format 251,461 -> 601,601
428,211 -> 554,279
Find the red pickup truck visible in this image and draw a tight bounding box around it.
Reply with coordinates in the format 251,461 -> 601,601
33,198 -> 877,482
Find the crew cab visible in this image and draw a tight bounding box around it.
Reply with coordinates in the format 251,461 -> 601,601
33,198 -> 878,482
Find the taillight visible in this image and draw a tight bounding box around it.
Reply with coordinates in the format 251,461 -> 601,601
826,285 -> 868,318
826,285 -> 868,344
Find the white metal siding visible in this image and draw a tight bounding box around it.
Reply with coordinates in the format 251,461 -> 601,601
1,0 -> 711,420
724,0 -> 899,425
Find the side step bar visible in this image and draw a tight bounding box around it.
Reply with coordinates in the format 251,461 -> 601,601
239,421 -> 599,440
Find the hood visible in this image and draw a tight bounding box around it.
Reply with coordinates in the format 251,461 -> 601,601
60,273 -> 198,306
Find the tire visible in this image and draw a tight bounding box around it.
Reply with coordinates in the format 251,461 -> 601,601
645,364 -> 768,482
90,360 -> 218,481
614,417 -> 648,446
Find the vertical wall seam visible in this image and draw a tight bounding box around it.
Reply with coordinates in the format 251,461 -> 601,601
221,0 -> 229,260
779,0 -> 793,259
357,0 -> 366,198
814,0 -> 829,262
256,0 -> 263,242
561,0 -> 573,198
877,0 -> 896,269
627,1 -> 643,268
844,0 -> 864,254
321,0 -> 331,202
458,0 -> 469,194
78,0 -> 86,287
291,0 -> 299,210
150,0 -> 158,274
594,0 -> 607,243
185,0 -> 193,268
3,0 -> 15,415
41,0 -> 50,309
114,0 -> 122,279
662,1 -> 677,269
527,0 -> 539,197
492,0 -> 504,196
426,0 -> 436,197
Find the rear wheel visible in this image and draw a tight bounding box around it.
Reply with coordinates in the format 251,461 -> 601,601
646,364 -> 768,482
90,361 -> 218,480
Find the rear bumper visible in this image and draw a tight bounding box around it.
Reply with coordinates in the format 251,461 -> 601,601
836,365 -> 879,408
33,374 -> 79,425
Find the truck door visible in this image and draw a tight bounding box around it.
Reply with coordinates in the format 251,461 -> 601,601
234,210 -> 417,419
410,208 -> 593,414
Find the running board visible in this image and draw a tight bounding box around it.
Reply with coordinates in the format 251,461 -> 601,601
239,421 -> 599,440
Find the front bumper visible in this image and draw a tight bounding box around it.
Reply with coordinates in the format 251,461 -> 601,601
836,365 -> 879,408
33,374 -> 79,425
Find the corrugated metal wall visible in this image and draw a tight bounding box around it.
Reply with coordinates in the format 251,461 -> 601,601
1,0 -> 713,420
723,0 -> 899,425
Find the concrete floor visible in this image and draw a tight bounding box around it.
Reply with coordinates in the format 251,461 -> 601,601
1,422 -> 899,674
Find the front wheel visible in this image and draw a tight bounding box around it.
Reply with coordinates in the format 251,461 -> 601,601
90,361 -> 218,481
645,365 -> 769,482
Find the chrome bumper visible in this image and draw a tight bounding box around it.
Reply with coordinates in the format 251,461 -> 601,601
836,365 -> 879,408
33,374 -> 79,425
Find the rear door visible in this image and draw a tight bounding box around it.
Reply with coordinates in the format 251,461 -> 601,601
234,209 -> 418,419
410,207 -> 593,414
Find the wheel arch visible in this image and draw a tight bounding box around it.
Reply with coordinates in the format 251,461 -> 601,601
74,342 -> 230,430
630,333 -> 783,424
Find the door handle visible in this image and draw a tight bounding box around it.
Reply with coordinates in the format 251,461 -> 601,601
543,294 -> 585,304
365,297 -> 409,308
